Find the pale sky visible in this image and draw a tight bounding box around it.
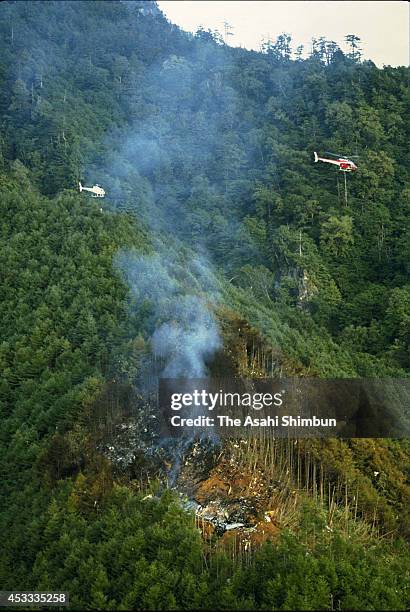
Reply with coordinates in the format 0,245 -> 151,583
158,1 -> 409,67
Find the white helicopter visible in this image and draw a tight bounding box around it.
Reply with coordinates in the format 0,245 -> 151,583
78,181 -> 106,198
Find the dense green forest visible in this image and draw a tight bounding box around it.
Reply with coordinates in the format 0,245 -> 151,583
0,1 -> 409,609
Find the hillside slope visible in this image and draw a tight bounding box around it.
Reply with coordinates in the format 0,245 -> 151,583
0,1 -> 409,609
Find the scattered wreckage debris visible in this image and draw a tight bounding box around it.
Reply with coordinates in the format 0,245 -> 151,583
174,438 -> 298,550
96,387 -> 299,550
100,425 -> 289,548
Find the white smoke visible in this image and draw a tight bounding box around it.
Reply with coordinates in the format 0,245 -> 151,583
115,248 -> 222,379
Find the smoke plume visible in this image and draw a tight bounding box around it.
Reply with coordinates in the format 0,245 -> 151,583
115,248 -> 222,380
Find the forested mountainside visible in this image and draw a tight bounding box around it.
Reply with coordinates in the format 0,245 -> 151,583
0,1 -> 409,609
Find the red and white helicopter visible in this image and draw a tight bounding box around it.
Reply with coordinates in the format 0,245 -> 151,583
314,151 -> 358,172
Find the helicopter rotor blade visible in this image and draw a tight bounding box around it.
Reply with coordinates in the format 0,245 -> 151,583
324,151 -> 360,159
